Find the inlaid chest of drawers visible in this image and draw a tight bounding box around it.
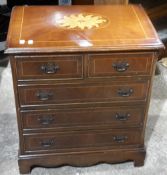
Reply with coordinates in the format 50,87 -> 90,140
6,5 -> 164,174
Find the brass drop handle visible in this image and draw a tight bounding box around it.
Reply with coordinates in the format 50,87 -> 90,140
117,88 -> 133,97
40,139 -> 55,148
113,136 -> 128,143
38,116 -> 55,125
115,113 -> 130,121
112,62 -> 129,72
36,91 -> 53,101
41,63 -> 60,74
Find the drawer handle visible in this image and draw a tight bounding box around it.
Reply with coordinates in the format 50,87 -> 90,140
113,135 -> 128,143
117,88 -> 133,97
36,91 -> 53,101
112,62 -> 129,72
40,139 -> 55,148
38,116 -> 55,125
41,63 -> 60,74
115,113 -> 130,121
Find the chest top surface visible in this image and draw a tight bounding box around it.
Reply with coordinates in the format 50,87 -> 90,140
6,5 -> 164,53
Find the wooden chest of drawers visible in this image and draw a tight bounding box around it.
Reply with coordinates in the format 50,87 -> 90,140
6,5 -> 164,174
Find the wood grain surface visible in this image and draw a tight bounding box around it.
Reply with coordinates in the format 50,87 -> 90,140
6,5 -> 164,53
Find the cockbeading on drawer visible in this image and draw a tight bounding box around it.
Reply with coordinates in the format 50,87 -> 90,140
15,55 -> 84,80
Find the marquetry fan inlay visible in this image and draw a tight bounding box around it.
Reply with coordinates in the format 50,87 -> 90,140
56,13 -> 108,30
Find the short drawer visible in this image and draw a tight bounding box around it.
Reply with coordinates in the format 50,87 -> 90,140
18,81 -> 149,107
88,53 -> 154,77
16,55 -> 83,80
23,129 -> 142,153
21,106 -> 144,131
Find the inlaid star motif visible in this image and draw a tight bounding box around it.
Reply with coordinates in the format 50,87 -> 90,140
57,13 -> 108,30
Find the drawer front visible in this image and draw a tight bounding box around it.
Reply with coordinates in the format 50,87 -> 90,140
88,53 -> 154,77
22,107 -> 144,130
19,81 -> 149,106
24,129 -> 142,153
16,55 -> 83,80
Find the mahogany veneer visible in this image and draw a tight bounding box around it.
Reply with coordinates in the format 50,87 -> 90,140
6,5 -> 164,174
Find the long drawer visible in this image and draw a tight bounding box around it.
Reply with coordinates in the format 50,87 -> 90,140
23,129 -> 142,153
88,53 -> 154,77
15,55 -> 83,80
21,106 -> 144,131
18,81 -> 149,106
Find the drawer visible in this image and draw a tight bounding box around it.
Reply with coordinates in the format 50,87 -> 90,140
16,55 -> 83,80
88,53 -> 154,77
18,81 -> 149,106
22,106 -> 144,131
23,129 -> 142,153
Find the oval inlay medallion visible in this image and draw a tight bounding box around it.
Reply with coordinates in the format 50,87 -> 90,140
56,13 -> 108,30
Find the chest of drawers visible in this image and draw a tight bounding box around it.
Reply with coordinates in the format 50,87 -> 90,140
6,5 -> 164,174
